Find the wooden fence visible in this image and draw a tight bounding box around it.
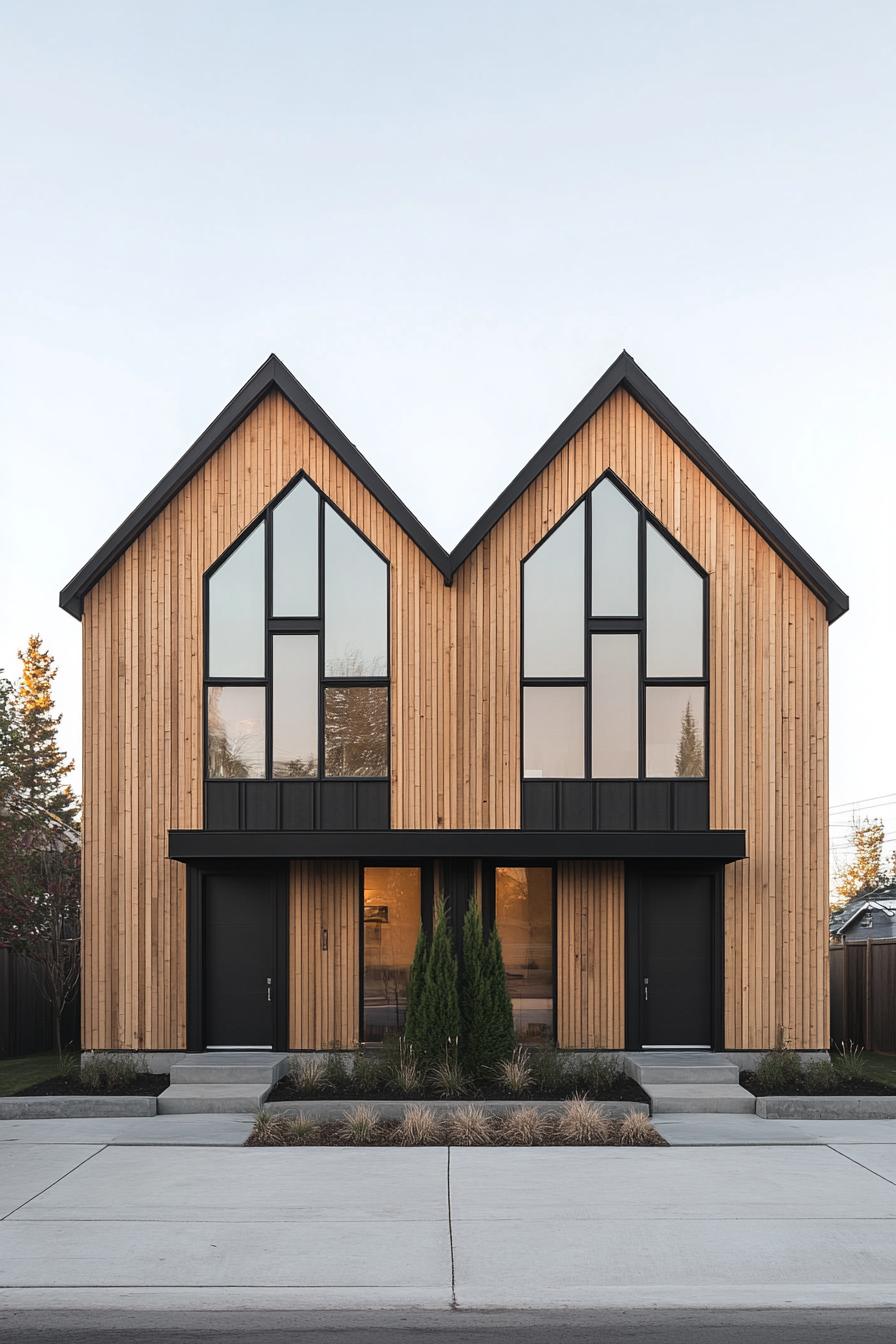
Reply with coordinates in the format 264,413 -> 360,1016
830,939 -> 896,1053
0,945 -> 80,1057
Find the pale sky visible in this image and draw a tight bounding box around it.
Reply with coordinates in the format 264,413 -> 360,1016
1,1 -> 894,868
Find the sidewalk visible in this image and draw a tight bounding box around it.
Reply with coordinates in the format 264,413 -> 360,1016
3,1120 -> 896,1309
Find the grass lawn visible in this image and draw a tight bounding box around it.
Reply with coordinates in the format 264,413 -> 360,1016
860,1053 -> 896,1087
0,1052 -> 63,1096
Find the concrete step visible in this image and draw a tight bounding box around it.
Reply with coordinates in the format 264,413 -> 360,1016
157,1084 -> 272,1115
626,1059 -> 740,1086
169,1052 -> 287,1086
642,1084 -> 756,1115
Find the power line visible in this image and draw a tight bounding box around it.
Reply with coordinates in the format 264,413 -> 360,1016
829,792 -> 896,812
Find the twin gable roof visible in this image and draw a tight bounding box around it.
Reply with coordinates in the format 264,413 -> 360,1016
59,351 -> 849,622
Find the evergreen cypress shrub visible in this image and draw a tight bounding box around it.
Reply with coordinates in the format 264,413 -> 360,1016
484,923 -> 517,1065
415,898 -> 460,1067
460,903 -> 491,1080
403,924 -> 428,1046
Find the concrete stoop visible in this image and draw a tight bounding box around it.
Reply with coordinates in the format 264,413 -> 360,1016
157,1052 -> 287,1114
623,1052 -> 755,1115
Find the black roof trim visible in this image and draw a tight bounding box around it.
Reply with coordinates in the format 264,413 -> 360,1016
446,351 -> 848,621
60,350 -> 848,622
59,354 -> 452,617
168,826 -> 746,863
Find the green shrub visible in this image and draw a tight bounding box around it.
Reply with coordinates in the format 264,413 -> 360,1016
321,1053 -> 350,1093
483,923 -> 516,1066
573,1053 -> 622,1096
403,925 -> 429,1046
80,1053 -> 142,1091
752,1049 -> 803,1092
412,898 -> 460,1068
803,1060 -> 839,1094
832,1040 -> 866,1086
459,903 -> 492,1079
285,1056 -> 328,1094
530,1047 -> 568,1095
350,1049 -> 387,1094
429,1042 -> 469,1098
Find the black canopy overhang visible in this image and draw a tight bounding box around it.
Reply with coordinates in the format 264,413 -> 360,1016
168,828 -> 746,863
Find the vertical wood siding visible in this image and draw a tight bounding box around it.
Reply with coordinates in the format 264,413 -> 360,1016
289,861 -> 359,1049
556,862 -> 625,1050
81,386 -> 829,1050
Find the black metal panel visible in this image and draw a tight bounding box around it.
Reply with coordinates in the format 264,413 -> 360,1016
205,782 -> 240,831
281,781 -> 315,830
441,859 -> 475,962
244,782 -> 278,831
356,781 -> 390,831
596,781 -> 634,830
635,782 -> 670,831
522,781 -> 556,830
673,780 -> 710,830
170,826 -> 747,863
319,781 -> 356,830
559,782 -> 594,831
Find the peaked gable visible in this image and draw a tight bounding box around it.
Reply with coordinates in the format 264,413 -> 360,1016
60,351 -> 848,621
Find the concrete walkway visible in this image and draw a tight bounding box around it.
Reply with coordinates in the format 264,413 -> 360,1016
3,1122 -> 896,1309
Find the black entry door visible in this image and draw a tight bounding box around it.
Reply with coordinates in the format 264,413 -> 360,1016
203,872 -> 277,1048
636,870 -> 716,1048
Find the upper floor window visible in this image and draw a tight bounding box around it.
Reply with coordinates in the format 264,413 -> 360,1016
205,476 -> 389,782
522,474 -> 707,781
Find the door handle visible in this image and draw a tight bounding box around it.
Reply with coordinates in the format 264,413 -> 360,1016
643,977 -> 649,1002
267,977 -> 272,1003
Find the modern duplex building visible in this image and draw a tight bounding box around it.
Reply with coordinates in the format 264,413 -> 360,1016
60,352 -> 847,1055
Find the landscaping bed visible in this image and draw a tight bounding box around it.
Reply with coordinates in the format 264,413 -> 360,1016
13,1055 -> 168,1098
247,1099 -> 666,1148
740,1047 -> 896,1098
267,1047 -> 648,1106
17,1073 -> 169,1097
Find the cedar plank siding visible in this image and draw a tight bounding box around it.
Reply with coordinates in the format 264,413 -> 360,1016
80,387 -> 829,1051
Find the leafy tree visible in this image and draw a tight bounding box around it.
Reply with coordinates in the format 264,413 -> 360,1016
832,816 -> 892,908
16,636 -> 78,825
674,700 -> 704,778
413,897 -> 460,1067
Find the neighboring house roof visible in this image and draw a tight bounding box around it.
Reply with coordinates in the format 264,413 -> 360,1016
59,351 -> 850,621
830,886 -> 896,936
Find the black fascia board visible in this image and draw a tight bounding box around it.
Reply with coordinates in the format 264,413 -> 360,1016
168,827 -> 747,863
59,354 -> 452,617
446,351 -> 848,622
60,350 -> 848,623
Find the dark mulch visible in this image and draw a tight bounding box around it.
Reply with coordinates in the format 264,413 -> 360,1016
266,1075 -> 648,1104
17,1074 -> 170,1098
740,1071 -> 896,1098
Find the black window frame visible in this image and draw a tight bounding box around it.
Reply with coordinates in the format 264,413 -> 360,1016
520,469 -> 709,785
203,471 -> 391,785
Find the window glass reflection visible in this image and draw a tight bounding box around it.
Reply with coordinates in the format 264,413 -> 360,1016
523,686 -> 584,778
363,867 -> 421,1042
207,525 -> 265,677
272,479 -> 318,617
592,634 -> 639,777
646,524 -> 704,677
272,636 -> 318,777
324,684 -> 388,777
206,685 -> 265,778
495,867 -> 553,1043
324,506 -> 388,677
523,504 -> 584,677
645,685 -> 706,777
591,479 -> 639,616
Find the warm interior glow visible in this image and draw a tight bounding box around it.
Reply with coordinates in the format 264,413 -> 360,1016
362,866 -> 422,1042
495,866 -> 553,1043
